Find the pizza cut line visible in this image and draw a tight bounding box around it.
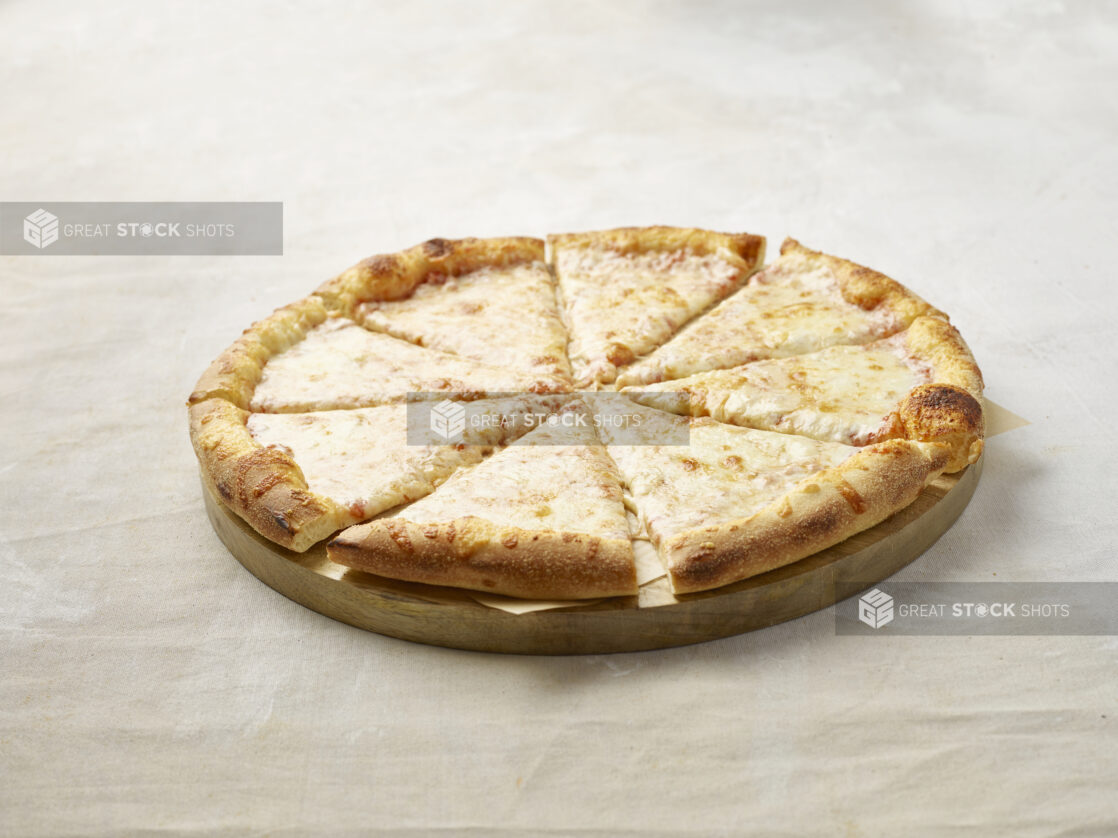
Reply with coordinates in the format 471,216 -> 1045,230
329,401 -> 639,600
548,226 -> 766,388
615,237 -> 944,386
188,228 -> 985,598
189,395 -> 546,552
318,236 -> 572,380
624,315 -> 984,471
602,415 -> 952,595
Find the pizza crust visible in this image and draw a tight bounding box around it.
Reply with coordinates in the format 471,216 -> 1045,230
896,314 -> 984,395
622,315 -> 984,472
779,238 -> 946,326
330,520 -> 637,600
328,406 -> 638,599
188,296 -> 330,410
547,225 -> 765,264
894,316 -> 985,471
548,226 -> 766,386
899,385 -> 984,472
664,439 -> 951,594
189,397 -> 347,552
316,236 -> 546,313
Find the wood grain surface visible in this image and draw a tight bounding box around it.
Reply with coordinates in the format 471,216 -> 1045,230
202,459 -> 982,654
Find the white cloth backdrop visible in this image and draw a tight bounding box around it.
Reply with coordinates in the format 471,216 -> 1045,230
2,1 -> 1116,834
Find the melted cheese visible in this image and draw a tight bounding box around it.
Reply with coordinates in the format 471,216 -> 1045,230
605,417 -> 857,545
629,337 -> 927,446
246,399 -> 536,517
616,256 -> 903,386
555,246 -> 746,387
245,406 -> 474,516
357,262 -> 571,379
251,318 -> 563,412
394,414 -> 630,539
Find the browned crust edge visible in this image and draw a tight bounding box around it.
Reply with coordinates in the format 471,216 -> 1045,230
188,296 -> 330,409
621,315 -> 986,472
546,226 -> 767,388
189,398 -> 348,552
547,225 -> 766,270
779,238 -> 946,326
897,316 -> 985,472
663,439 -> 952,595
315,236 -> 546,315
900,316 -> 985,396
328,518 -> 638,600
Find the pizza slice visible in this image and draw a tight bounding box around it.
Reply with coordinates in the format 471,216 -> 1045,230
624,316 -> 984,471
616,238 -> 943,386
189,396 -> 542,552
189,301 -> 568,413
548,226 -> 766,387
330,237 -> 572,380
328,402 -> 638,599
602,415 -> 951,594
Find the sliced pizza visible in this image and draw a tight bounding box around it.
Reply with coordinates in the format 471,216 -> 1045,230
329,403 -> 638,599
190,396 -> 541,552
187,226 -> 986,599
624,316 -> 984,471
190,307 -> 568,414
188,295 -> 332,409
602,415 -> 951,594
615,238 -> 943,386
316,235 -> 543,312
548,226 -> 765,387
348,242 -> 570,380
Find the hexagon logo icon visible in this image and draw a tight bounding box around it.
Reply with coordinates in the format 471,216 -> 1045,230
858,588 -> 894,629
430,398 -> 466,442
24,208 -> 59,249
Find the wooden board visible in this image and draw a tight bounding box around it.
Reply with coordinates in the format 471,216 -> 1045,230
202,459 -> 982,654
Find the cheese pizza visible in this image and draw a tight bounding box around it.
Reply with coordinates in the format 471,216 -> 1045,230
329,402 -> 638,599
601,414 -> 950,594
615,238 -> 942,386
190,395 -> 540,552
337,237 -> 571,380
625,316 -> 984,471
548,227 -> 765,387
189,228 -> 985,597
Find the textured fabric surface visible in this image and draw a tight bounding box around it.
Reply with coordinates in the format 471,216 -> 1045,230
2,1 -> 1115,834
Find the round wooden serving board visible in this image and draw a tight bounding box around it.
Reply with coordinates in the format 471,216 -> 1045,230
203,459 -> 981,655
